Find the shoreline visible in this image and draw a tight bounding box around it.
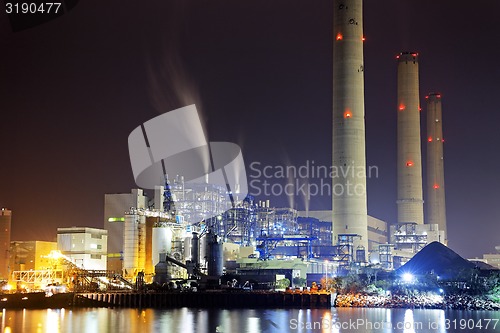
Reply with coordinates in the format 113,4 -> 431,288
334,293 -> 500,311
1,291 -> 499,311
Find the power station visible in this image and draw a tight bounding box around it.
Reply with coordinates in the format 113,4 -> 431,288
396,52 -> 424,225
426,93 -> 447,243
332,0 -> 368,253
2,3 -> 456,292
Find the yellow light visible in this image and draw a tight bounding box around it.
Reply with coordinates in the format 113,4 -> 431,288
47,250 -> 64,260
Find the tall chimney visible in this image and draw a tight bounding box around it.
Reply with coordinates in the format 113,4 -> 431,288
332,0 -> 368,251
396,52 -> 424,225
426,93 -> 447,242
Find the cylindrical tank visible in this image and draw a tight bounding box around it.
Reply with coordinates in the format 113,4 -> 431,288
183,235 -> 191,261
123,214 -> 146,277
199,234 -> 207,268
191,232 -> 199,265
152,227 -> 172,266
206,232 -> 223,277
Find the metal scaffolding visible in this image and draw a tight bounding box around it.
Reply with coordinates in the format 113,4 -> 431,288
393,222 -> 427,253
11,270 -> 64,286
379,244 -> 395,270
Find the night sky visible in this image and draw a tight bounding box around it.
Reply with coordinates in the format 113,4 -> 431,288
1,0 -> 499,258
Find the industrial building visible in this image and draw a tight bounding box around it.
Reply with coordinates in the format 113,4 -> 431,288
482,246 -> 500,269
0,208 -> 12,280
104,189 -> 148,271
57,227 -> 108,270
105,182 -> 395,282
9,241 -> 57,272
298,211 -> 387,252
101,0 -> 455,284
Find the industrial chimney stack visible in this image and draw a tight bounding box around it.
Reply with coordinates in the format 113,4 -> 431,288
332,0 -> 368,251
396,52 -> 424,225
426,93 -> 447,242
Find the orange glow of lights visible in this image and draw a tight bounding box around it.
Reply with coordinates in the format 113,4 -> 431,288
436,94 -> 441,98
336,33 -> 343,41
406,161 -> 414,167
419,106 -> 422,111
428,137 -> 433,142
344,111 -> 352,118
433,184 -> 440,189
399,104 -> 405,111
425,96 -> 429,99
362,36 -> 366,41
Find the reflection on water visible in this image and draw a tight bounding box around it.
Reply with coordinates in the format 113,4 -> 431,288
0,307 -> 499,333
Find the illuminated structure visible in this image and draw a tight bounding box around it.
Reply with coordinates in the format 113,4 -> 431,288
0,208 -> 12,280
426,93 -> 447,243
104,189 -> 148,271
396,52 -> 424,225
332,0 -> 368,252
298,210 -> 387,251
483,246 -> 500,269
9,241 -> 57,271
57,227 -> 108,270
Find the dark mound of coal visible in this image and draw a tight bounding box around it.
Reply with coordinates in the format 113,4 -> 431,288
396,242 -> 477,279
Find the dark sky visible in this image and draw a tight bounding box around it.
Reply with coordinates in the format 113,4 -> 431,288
1,0 -> 499,258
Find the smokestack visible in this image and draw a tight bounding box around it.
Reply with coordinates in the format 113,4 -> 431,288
396,52 -> 424,225
332,0 -> 368,251
426,93 -> 447,242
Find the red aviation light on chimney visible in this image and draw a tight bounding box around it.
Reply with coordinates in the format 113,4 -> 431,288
399,104 -> 405,111
406,161 -> 414,167
344,110 -> 352,119
433,184 -> 440,189
336,33 -> 343,41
